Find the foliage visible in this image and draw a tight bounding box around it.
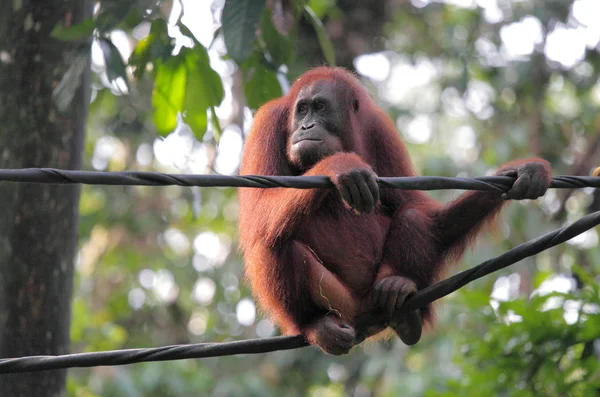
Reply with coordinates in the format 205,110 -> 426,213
53,0 -> 336,140
430,267 -> 600,397
222,0 -> 267,64
45,0 -> 600,396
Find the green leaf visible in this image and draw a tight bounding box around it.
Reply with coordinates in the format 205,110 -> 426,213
304,5 -> 335,66
97,38 -> 129,89
261,8 -> 295,66
195,46 -> 226,107
222,0 -> 266,63
152,58 -> 187,134
183,47 -> 225,139
151,46 -> 224,138
51,18 -> 95,41
243,62 -> 283,109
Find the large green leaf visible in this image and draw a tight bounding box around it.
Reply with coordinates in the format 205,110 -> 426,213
191,46 -> 225,107
242,60 -> 282,109
304,5 -> 336,66
151,46 -> 224,138
152,58 -> 187,134
222,0 -> 266,63
181,47 -> 225,138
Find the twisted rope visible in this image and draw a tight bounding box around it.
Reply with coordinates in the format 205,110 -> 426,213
0,168 -> 599,191
1,209 -> 598,373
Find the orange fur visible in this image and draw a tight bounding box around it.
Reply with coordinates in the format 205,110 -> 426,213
238,66 -> 551,346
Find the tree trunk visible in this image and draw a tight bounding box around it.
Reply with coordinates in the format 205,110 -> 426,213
0,1 -> 91,396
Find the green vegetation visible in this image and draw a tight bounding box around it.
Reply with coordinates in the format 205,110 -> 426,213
2,0 -> 599,396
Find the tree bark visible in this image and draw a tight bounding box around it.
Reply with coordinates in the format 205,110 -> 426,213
0,1 -> 91,396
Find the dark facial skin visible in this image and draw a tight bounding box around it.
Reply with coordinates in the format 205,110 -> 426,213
287,80 -> 380,214
288,80 -> 346,170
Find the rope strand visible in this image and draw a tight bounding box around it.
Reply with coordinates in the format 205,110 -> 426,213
0,168 -> 598,373
0,167 -> 598,191
1,209 -> 598,374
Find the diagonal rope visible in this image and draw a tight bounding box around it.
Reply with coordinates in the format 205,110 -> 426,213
0,168 -> 599,191
1,209 -> 598,374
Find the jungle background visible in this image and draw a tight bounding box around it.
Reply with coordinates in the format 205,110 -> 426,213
0,0 -> 599,396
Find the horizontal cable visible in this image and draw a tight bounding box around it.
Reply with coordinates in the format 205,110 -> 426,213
1,209 -> 599,373
0,336 -> 308,374
0,168 -> 598,191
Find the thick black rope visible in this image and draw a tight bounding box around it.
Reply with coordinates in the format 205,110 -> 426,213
1,209 -> 598,373
0,168 -> 599,191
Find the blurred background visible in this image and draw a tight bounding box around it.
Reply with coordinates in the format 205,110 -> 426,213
1,0 -> 599,396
